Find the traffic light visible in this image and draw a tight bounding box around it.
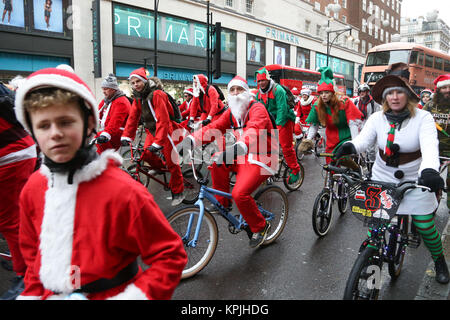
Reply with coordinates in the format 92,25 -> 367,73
212,22 -> 221,80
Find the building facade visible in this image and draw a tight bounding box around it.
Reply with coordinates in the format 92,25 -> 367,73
400,17 -> 450,54
0,0 -> 370,102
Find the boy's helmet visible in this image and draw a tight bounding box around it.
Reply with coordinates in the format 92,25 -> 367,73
14,65 -> 98,133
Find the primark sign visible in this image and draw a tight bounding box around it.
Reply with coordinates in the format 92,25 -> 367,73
266,27 -> 300,45
113,3 -> 236,61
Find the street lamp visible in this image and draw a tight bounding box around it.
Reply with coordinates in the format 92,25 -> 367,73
324,21 -> 356,66
154,0 -> 159,76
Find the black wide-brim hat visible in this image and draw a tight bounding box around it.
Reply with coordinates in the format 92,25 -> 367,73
371,75 -> 419,105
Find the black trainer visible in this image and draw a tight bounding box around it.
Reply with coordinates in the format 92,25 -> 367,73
249,222 -> 271,249
0,276 -> 24,300
434,255 -> 449,284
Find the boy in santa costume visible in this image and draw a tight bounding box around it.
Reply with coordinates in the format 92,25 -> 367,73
13,65 -> 187,300
187,74 -> 227,128
179,87 -> 200,131
121,67 -> 185,206
255,67 -> 301,184
0,83 -> 37,300
179,76 -> 276,248
95,73 -> 130,153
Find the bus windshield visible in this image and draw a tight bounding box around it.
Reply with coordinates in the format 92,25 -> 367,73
366,50 -> 411,66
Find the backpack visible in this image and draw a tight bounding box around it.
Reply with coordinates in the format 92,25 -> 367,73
206,84 -> 225,101
273,84 -> 296,109
164,91 -> 182,123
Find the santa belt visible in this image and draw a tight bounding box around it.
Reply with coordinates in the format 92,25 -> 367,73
379,149 -> 421,167
73,260 -> 138,294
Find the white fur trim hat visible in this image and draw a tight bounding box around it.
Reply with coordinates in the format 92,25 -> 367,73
434,74 -> 450,90
14,65 -> 98,132
227,76 -> 249,92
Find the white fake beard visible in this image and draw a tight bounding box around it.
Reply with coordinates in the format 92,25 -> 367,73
192,84 -> 200,98
228,91 -> 252,126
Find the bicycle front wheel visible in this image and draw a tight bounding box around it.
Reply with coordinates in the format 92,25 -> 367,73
254,185 -> 289,245
312,190 -> 333,237
343,247 -> 381,300
337,181 -> 349,215
167,206 -> 218,279
181,169 -> 203,204
388,216 -> 409,280
125,164 -> 150,188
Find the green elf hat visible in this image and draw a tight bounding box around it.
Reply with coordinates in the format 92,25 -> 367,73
317,66 -> 335,93
255,67 -> 271,82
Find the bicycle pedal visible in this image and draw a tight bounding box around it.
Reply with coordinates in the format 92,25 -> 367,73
407,233 -> 421,249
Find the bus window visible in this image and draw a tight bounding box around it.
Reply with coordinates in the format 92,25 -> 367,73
418,52 -> 424,66
366,50 -> 410,66
409,51 -> 419,64
435,57 -> 444,70
445,60 -> 450,72
425,54 -> 434,68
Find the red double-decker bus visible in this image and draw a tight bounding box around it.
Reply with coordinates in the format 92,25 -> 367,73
262,64 -> 346,95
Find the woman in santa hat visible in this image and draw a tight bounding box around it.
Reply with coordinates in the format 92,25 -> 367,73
13,65 -> 187,300
179,76 -> 276,248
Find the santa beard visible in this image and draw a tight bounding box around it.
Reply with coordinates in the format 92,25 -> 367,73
228,91 -> 252,126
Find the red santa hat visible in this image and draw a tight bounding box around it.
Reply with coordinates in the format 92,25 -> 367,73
434,74 -> 450,90
301,87 -> 312,96
227,75 -> 249,92
183,87 -> 194,95
291,87 -> 300,95
14,64 -> 98,132
193,74 -> 208,93
128,67 -> 148,83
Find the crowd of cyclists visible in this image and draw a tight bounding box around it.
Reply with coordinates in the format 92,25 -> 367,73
0,61 -> 449,300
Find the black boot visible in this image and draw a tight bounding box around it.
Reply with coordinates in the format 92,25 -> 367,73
434,255 -> 449,284
0,276 -> 24,300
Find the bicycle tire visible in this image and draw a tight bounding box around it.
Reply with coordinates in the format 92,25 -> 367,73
125,164 -> 150,188
388,216 -> 408,280
337,181 -> 349,215
167,206 -> 219,279
182,169 -> 203,204
314,135 -> 326,155
121,147 -> 142,169
312,190 -> 333,237
254,185 -> 289,245
343,246 -> 381,300
283,160 -> 305,191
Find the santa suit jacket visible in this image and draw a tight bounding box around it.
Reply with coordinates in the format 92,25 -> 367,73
97,95 -> 130,149
122,90 -> 184,148
189,85 -> 225,122
17,151 -> 187,300
190,101 -> 278,175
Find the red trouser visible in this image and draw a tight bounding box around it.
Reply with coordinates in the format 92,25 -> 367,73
210,161 -> 271,233
0,158 -> 36,276
142,133 -> 184,195
278,120 -> 300,174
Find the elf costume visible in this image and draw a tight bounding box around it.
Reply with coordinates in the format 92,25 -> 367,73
255,68 -> 300,181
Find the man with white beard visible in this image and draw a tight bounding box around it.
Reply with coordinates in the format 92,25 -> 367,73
178,76 -> 277,248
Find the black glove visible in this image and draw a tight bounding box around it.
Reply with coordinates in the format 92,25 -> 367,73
96,135 -> 109,144
334,142 -> 357,160
121,139 -> 130,147
418,168 -> 444,193
202,119 -> 211,126
187,120 -> 195,129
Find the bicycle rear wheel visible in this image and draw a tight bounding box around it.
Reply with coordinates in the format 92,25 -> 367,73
254,185 -> 289,245
283,160 -> 305,191
181,169 -> 203,204
343,247 -> 381,300
167,206 -> 219,279
337,181 -> 349,214
388,216 -> 408,280
312,190 -> 333,237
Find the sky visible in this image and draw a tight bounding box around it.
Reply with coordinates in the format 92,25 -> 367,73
401,0 -> 450,26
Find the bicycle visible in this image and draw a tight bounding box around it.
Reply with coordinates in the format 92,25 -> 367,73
123,142 -> 202,205
311,153 -> 355,237
167,150 -> 289,279
336,165 -> 429,300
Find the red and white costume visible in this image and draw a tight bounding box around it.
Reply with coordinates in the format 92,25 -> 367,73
0,85 -> 37,277
179,88 -> 199,131
122,68 -> 185,195
17,151 -> 187,300
188,76 -> 278,233
188,74 -> 226,123
96,95 -> 130,153
13,66 -> 187,300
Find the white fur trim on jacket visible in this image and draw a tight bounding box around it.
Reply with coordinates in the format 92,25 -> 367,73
106,283 -> 148,300
38,150 -> 123,293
